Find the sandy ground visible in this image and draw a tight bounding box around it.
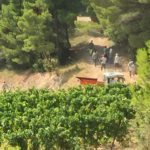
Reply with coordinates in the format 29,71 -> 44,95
0,35 -> 137,91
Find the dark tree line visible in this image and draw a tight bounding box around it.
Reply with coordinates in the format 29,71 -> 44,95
90,0 -> 150,54
0,0 -> 87,71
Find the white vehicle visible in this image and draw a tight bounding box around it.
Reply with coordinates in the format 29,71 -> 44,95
103,72 -> 125,84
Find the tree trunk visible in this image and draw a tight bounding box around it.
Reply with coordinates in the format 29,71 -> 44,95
95,131 -> 99,150
83,141 -> 86,150
110,120 -> 122,150
18,138 -> 28,150
64,24 -> 71,48
30,138 -> 40,150
51,10 -> 69,65
110,136 -> 116,150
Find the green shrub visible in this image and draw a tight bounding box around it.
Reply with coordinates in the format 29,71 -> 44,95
0,84 -> 134,150
32,58 -> 58,72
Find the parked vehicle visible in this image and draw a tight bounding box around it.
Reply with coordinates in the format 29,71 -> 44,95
103,72 -> 125,84
77,72 -> 125,85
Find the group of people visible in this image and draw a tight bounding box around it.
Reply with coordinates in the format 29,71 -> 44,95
88,40 -> 136,78
128,60 -> 136,78
88,40 -> 118,70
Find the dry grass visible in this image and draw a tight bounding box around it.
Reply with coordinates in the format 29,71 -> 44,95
0,20 -> 137,90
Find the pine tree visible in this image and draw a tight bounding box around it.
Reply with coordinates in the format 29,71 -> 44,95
0,0 -> 9,9
0,0 -> 22,67
46,0 -> 82,64
0,0 -> 55,70
90,0 -> 150,52
17,0 -> 54,69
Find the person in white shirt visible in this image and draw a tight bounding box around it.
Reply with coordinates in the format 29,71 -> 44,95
128,61 -> 136,77
92,51 -> 98,66
109,48 -> 113,64
114,53 -> 120,69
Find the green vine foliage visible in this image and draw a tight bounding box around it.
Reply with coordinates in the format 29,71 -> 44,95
132,40 -> 150,150
0,84 -> 134,150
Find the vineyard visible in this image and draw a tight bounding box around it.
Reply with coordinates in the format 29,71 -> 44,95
0,84 -> 134,150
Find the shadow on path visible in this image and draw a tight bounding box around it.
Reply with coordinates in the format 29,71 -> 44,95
61,65 -> 82,85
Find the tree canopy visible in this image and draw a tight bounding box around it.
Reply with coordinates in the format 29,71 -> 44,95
0,0 -> 85,70
90,0 -> 150,52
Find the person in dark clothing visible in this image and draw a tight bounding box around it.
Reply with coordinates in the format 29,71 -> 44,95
104,52 -> 108,62
103,46 -> 107,54
102,46 -> 109,62
128,60 -> 136,78
88,40 -> 94,49
88,40 -> 95,55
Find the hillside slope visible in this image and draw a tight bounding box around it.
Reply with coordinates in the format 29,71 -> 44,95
0,35 -> 137,91
0,20 -> 137,91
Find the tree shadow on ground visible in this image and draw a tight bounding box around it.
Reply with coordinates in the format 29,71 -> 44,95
69,42 -> 129,73
70,43 -> 107,67
87,30 -> 105,38
61,65 -> 82,85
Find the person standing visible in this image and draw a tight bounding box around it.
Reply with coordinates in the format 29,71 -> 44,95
92,50 -> 98,66
114,53 -> 120,69
100,55 -> 107,70
128,61 -> 136,78
103,46 -> 107,54
108,48 -> 113,64
2,81 -> 9,92
88,40 -> 95,55
103,46 -> 109,62
103,51 -> 108,61
88,40 -> 94,49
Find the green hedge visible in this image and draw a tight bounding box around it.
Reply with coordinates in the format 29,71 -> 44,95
0,84 -> 134,150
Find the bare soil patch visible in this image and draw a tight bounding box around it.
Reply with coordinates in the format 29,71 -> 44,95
0,35 -> 137,91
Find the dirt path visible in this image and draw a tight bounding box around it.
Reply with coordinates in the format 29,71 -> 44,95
0,36 -> 137,91
61,36 -> 137,89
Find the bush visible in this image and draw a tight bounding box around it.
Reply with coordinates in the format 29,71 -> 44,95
32,58 -> 58,72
